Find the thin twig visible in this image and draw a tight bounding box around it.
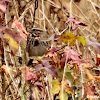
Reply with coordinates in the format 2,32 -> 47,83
33,0 -> 38,26
5,71 -> 21,93
61,53 -> 69,100
39,10 -> 57,33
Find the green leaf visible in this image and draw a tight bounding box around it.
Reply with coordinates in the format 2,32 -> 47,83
21,73 -> 25,100
57,68 -> 63,78
51,80 -> 60,94
77,36 -> 85,46
65,32 -> 75,37
65,72 -> 73,84
3,34 -> 18,54
51,79 -> 60,85
65,67 -> 72,72
59,91 -> 68,100
59,32 -> 76,46
67,38 -> 76,46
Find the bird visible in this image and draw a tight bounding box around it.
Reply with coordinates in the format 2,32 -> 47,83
25,28 -> 51,65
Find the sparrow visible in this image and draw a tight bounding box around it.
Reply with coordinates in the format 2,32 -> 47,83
25,28 -> 51,65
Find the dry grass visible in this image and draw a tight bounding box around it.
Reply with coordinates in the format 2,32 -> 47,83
0,0 -> 100,100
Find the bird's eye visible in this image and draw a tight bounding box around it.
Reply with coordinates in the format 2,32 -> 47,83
30,33 -> 36,37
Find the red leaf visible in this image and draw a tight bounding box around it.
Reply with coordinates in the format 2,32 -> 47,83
66,17 -> 87,31
20,66 -> 38,81
46,47 -> 59,64
0,0 -> 10,13
60,54 -> 66,69
85,37 -> 100,54
66,17 -> 79,24
12,18 -> 29,41
61,48 -> 84,69
36,60 -> 57,77
72,23 -> 78,30
3,28 -> 23,43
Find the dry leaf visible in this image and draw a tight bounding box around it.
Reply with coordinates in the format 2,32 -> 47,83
74,63 -> 79,73
83,83 -> 96,100
94,76 -> 100,83
0,65 -> 15,75
85,70 -> 95,82
95,51 -> 100,66
79,63 -> 93,69
61,79 -> 73,95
